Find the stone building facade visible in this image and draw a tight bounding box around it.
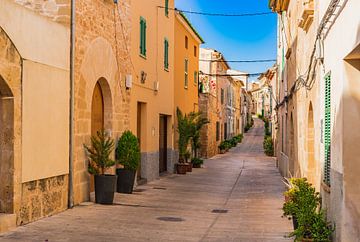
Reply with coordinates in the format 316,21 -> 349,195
72,0 -> 132,204
0,0 -> 71,229
199,48 -> 245,158
270,0 -> 360,240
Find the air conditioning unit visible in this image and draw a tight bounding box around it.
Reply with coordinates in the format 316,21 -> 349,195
125,75 -> 132,89
154,81 -> 159,91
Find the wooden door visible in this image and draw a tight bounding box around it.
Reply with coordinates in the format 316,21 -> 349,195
159,115 -> 167,173
90,82 -> 104,192
136,102 -> 142,180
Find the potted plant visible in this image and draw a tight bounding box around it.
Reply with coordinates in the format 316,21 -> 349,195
184,151 -> 192,172
218,141 -> 227,154
191,157 -> 203,168
115,130 -> 141,194
176,108 -> 192,174
84,130 -> 116,204
283,178 -> 333,241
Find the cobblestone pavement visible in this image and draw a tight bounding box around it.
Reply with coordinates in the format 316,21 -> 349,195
0,119 -> 292,242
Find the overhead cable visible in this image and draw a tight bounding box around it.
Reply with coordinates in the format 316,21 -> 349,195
158,6 -> 274,17
199,59 -> 276,63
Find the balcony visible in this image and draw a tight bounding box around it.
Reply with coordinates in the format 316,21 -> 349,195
269,0 -> 290,13
298,1 -> 314,31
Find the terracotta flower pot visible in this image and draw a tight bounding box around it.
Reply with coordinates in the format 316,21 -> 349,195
192,163 -> 201,168
186,163 -> 192,172
176,163 -> 187,174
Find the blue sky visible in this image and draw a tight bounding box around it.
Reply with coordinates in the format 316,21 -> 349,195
175,0 -> 277,80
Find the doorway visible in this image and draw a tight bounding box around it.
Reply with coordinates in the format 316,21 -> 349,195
159,115 -> 168,173
90,81 -> 104,191
0,75 -> 14,213
136,102 -> 146,180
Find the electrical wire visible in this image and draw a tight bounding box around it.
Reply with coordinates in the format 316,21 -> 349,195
199,59 -> 276,63
158,6 -> 274,17
200,72 -> 263,77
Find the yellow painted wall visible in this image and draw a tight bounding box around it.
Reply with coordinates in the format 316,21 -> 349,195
173,12 -> 202,149
22,60 -> 70,182
174,13 -> 201,114
130,0 -> 175,152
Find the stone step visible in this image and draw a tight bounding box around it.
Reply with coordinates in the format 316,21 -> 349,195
0,213 -> 16,234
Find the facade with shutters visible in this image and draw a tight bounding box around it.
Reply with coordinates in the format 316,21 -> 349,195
173,11 -> 204,153
129,0 -> 176,180
270,0 -> 360,240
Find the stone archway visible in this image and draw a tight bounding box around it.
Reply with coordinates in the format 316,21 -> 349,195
307,102 -> 315,185
0,26 -> 22,215
0,75 -> 14,213
89,78 -> 113,192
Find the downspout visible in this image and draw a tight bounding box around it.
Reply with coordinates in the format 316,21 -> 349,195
68,0 -> 75,208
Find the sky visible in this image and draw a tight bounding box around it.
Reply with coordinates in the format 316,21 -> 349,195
175,0 -> 277,81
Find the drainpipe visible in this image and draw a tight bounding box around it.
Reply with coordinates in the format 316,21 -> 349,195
68,0 -> 75,208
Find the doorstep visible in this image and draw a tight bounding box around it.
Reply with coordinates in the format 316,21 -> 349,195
0,213 -> 16,234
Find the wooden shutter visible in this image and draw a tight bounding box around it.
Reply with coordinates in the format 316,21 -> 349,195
324,73 -> 331,186
164,39 -> 169,69
165,0 -> 169,16
140,17 -> 146,56
184,59 -> 188,88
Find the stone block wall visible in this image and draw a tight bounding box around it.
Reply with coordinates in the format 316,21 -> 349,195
73,0 -> 132,204
199,93 -> 219,158
19,175 -> 68,225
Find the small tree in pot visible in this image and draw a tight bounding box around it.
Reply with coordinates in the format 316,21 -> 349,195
84,130 -> 116,205
176,108 -> 191,174
115,130 -> 140,194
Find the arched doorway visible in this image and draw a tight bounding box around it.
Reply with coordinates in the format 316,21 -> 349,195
90,81 -> 104,192
0,75 -> 14,213
307,102 -> 315,185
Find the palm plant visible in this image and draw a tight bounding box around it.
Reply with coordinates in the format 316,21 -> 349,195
188,111 -> 209,158
84,130 -> 115,175
176,108 -> 192,163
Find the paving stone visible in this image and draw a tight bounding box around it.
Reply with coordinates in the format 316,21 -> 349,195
0,119 -> 292,241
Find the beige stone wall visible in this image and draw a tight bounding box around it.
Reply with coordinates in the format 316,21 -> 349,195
73,0 -> 131,204
0,27 -> 22,215
199,93 -> 219,158
19,175 -> 68,225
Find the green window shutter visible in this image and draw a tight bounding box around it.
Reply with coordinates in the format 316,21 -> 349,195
140,17 -> 146,56
164,39 -> 169,69
324,73 -> 331,186
165,0 -> 169,16
194,71 -> 197,84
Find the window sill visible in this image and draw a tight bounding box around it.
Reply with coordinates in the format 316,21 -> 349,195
164,68 -> 169,72
139,54 -> 147,60
184,86 -> 188,90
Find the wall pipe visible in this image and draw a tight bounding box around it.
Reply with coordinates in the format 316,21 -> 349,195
68,0 -> 75,208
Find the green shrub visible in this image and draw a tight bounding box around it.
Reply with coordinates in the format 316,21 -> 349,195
230,137 -> 237,147
218,141 -> 227,151
116,130 -> 140,171
84,130 -> 115,175
191,157 -> 204,166
244,124 -> 250,132
283,178 -> 333,241
263,135 -> 274,156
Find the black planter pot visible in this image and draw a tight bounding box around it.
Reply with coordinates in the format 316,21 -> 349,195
94,174 -> 117,205
116,168 -> 136,194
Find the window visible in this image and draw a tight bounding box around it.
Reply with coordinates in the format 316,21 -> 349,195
221,88 -> 224,104
164,38 -> 169,69
324,73 -> 331,186
140,17 -> 147,56
216,122 -> 220,141
185,36 -> 188,49
194,71 -> 197,84
184,59 -> 188,88
194,46 -> 197,57
165,0 -> 169,16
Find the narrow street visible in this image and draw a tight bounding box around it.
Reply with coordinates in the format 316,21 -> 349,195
0,119 -> 291,242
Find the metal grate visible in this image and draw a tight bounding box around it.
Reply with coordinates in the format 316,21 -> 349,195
211,209 -> 228,214
157,217 -> 184,222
